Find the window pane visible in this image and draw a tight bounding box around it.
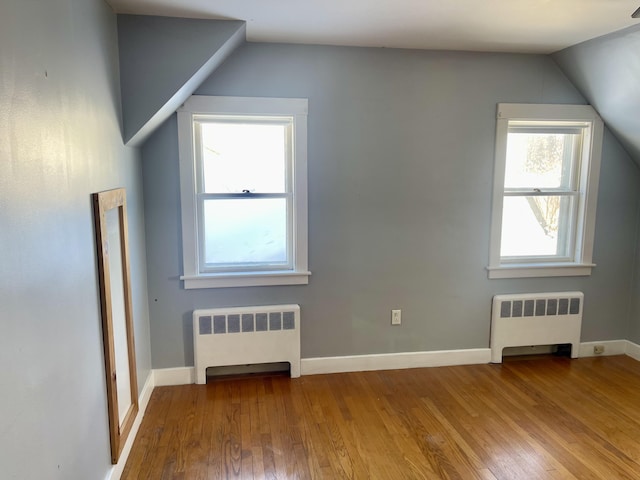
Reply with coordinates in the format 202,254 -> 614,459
202,198 -> 288,267
199,121 -> 288,193
504,130 -> 580,189
500,195 -> 575,258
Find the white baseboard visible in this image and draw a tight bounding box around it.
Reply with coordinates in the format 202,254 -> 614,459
153,366 -> 195,386
578,340 -> 628,358
146,340 -> 640,389
105,369 -> 154,480
300,348 -> 492,375
625,340 -> 640,361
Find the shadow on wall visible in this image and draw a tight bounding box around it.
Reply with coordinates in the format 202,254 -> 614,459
183,311 -> 195,366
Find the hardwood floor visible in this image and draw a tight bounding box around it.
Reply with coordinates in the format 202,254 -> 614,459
122,355 -> 640,479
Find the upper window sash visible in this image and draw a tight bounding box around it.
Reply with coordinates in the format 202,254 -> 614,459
193,116 -> 293,196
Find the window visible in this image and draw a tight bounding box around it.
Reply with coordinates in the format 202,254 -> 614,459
177,96 -> 310,288
488,104 -> 603,279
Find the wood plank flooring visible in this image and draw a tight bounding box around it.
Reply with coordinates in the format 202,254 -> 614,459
122,355 -> 640,479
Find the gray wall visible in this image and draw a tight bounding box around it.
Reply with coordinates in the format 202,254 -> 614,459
0,0 -> 151,478
552,25 -> 640,345
630,217 -> 640,344
553,25 -> 640,162
142,43 -> 640,368
117,14 -> 245,145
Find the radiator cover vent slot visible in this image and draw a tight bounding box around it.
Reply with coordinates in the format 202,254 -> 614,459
193,304 -> 301,384
490,292 -> 583,363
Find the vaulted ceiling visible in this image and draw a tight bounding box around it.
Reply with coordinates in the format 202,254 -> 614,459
110,1 -> 640,164
554,25 -> 640,162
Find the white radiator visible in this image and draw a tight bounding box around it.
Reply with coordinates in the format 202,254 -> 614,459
490,292 -> 583,363
193,304 -> 301,384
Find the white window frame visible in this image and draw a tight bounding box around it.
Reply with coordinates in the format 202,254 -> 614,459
177,96 -> 310,289
487,103 -> 603,279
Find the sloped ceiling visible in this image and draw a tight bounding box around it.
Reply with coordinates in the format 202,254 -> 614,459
118,15 -> 245,146
116,13 -> 640,163
554,25 -> 640,163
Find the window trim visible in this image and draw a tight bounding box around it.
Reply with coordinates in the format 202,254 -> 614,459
487,103 -> 603,279
177,96 -> 310,289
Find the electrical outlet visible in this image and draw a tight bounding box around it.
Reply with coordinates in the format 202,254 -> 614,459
391,309 -> 402,325
594,345 -> 605,355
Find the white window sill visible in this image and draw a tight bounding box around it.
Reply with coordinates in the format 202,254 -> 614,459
181,271 -> 311,289
487,263 -> 595,279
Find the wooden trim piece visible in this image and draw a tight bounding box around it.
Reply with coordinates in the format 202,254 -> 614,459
105,371 -> 154,480
93,188 -> 139,464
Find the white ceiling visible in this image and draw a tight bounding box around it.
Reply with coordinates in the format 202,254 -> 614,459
107,0 -> 640,54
